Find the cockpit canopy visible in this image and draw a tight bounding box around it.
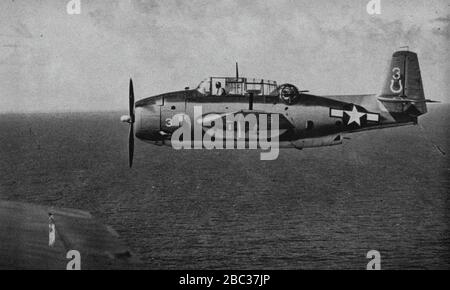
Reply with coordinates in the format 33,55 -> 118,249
197,77 -> 278,96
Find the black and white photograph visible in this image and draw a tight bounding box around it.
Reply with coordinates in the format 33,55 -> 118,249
0,0 -> 449,277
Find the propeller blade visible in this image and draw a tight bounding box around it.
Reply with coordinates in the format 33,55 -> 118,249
129,122 -> 134,168
129,79 -> 135,123
128,78 -> 135,167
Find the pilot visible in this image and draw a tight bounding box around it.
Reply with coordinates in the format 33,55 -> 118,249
215,82 -> 226,96
48,212 -> 55,247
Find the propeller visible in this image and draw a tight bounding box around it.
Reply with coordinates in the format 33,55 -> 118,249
121,79 -> 135,167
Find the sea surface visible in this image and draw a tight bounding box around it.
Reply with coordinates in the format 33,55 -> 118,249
0,105 -> 449,269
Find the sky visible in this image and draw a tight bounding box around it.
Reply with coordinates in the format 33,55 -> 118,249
0,0 -> 449,112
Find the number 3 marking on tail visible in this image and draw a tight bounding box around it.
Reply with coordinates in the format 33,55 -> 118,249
390,67 -> 403,93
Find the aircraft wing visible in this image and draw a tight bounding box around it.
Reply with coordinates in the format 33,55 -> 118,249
0,200 -> 140,269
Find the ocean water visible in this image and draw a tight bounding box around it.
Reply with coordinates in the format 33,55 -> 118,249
0,105 -> 449,269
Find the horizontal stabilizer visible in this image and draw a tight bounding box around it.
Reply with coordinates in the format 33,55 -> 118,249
378,97 -> 439,103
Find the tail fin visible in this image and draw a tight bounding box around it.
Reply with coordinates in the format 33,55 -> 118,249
379,51 -> 427,116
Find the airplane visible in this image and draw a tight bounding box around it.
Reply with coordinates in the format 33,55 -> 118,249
121,50 -> 437,167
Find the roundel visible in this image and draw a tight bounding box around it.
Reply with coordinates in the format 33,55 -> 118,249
278,84 -> 300,105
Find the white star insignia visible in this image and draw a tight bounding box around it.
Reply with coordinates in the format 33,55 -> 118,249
345,105 -> 365,126
330,106 -> 380,126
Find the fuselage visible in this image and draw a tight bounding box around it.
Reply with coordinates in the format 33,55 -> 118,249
133,88 -> 418,149
120,50 -> 428,166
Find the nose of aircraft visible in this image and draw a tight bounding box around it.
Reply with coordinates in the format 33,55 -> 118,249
134,104 -> 161,141
121,79 -> 162,167
120,106 -> 160,140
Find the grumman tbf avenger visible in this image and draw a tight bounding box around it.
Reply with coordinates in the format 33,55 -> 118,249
121,50 -> 436,166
